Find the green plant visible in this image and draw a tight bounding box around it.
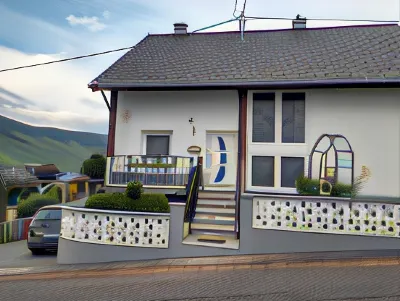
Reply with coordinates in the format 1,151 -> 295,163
85,192 -> 170,213
295,175 -> 320,196
17,193 -> 59,218
126,181 -> 143,200
331,182 -> 353,197
81,154 -> 106,179
45,185 -> 62,201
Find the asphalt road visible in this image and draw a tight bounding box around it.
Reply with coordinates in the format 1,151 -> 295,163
1,264 -> 400,300
0,241 -> 56,268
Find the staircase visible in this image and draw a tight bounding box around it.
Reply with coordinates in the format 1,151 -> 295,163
182,191 -> 239,249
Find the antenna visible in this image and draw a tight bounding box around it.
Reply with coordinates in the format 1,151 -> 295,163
240,0 -> 247,40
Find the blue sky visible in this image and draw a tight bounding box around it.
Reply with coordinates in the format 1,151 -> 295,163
0,0 -> 398,134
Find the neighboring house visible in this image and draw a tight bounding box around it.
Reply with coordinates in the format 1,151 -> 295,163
0,166 -> 40,222
25,163 -> 61,181
88,20 -> 400,248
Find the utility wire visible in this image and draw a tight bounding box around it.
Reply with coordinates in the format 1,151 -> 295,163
0,46 -> 134,73
233,0 -> 239,17
245,15 -> 399,23
0,13 -> 398,73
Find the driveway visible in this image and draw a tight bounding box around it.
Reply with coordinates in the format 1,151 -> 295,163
0,240 -> 57,269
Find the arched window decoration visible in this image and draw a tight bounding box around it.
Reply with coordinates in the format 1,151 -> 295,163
308,134 -> 354,185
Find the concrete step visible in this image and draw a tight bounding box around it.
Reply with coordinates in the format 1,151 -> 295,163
191,223 -> 235,232
182,234 -> 239,250
197,199 -> 236,207
195,207 -> 235,215
198,191 -> 235,200
193,214 -> 236,225
190,229 -> 237,238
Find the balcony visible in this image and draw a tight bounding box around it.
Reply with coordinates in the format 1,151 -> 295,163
107,155 -> 194,188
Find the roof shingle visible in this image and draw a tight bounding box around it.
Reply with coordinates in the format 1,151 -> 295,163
0,166 -> 39,188
94,24 -> 400,87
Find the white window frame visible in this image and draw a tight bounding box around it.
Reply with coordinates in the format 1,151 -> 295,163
246,90 -> 308,194
141,131 -> 173,156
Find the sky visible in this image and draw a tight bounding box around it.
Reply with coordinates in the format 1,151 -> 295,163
0,0 -> 399,134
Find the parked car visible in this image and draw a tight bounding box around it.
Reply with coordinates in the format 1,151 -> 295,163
27,205 -> 62,255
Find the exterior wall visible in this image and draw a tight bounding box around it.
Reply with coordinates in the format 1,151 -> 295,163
114,91 -> 239,158
58,198 -> 400,264
246,88 -> 400,198
307,89 -> 400,197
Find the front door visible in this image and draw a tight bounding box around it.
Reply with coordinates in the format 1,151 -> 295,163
204,132 -> 237,191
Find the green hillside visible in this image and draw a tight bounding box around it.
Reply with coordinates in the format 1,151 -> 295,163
0,115 -> 107,172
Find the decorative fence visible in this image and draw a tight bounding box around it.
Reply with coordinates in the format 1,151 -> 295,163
108,155 -> 194,187
0,217 -> 32,244
60,207 -> 170,248
253,197 -> 400,238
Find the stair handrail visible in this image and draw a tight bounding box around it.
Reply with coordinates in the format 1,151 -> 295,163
184,157 -> 202,232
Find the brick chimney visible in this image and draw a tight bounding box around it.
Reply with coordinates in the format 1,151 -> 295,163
292,14 -> 307,29
174,23 -> 188,34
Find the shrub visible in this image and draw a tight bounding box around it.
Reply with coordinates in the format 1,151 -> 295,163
331,182 -> 353,197
17,193 -> 59,218
85,192 -> 170,213
295,175 -> 320,196
81,154 -> 106,179
45,185 -> 63,202
126,181 -> 143,200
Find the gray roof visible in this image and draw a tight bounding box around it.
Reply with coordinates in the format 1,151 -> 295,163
92,24 -> 400,88
0,166 -> 39,188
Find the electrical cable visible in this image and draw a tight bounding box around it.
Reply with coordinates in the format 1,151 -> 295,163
0,12 -> 398,73
245,16 -> 399,23
0,46 -> 134,73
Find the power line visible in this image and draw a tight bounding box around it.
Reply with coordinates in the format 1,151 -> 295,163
245,15 -> 399,23
0,46 -> 134,73
233,0 -> 239,17
0,13 -> 398,74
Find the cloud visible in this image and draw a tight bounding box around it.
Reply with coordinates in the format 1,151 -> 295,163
102,10 -> 110,20
66,14 -> 107,32
0,46 -> 109,134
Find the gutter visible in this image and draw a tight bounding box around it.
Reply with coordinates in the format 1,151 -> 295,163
89,77 -> 400,90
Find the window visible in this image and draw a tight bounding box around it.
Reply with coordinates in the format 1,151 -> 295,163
247,91 -> 308,193
252,156 -> 274,187
281,157 -> 305,188
146,135 -> 170,155
282,93 -> 305,143
252,93 -> 275,143
34,209 -> 62,220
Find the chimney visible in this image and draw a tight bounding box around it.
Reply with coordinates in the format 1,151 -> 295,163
174,23 -> 188,34
292,14 -> 306,29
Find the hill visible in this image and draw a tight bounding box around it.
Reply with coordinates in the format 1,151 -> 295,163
0,115 -> 107,172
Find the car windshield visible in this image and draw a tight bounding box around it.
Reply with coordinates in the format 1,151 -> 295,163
34,209 -> 62,220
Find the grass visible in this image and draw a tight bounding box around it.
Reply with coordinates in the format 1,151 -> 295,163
0,115 -> 107,172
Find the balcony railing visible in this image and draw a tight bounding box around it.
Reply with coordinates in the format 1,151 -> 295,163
108,155 -> 194,187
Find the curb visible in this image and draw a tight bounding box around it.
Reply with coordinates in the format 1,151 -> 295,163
0,256 -> 399,281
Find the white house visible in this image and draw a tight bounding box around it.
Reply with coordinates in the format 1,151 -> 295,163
88,21 -> 400,248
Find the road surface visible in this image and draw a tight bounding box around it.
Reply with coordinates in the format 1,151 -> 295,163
1,263 -> 400,300
0,241 -> 56,269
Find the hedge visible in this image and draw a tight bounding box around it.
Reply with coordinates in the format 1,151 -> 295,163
81,154 -> 106,179
85,192 -> 170,213
17,194 -> 60,218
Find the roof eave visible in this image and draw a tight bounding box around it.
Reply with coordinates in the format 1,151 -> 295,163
95,78 -> 400,90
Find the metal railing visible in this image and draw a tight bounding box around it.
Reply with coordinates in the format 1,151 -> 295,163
108,155 -> 194,187
184,158 -> 202,234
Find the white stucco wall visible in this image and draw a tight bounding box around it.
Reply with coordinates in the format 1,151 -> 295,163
114,90 -> 239,158
306,89 -> 400,197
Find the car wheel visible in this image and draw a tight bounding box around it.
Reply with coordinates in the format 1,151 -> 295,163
29,248 -> 45,255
